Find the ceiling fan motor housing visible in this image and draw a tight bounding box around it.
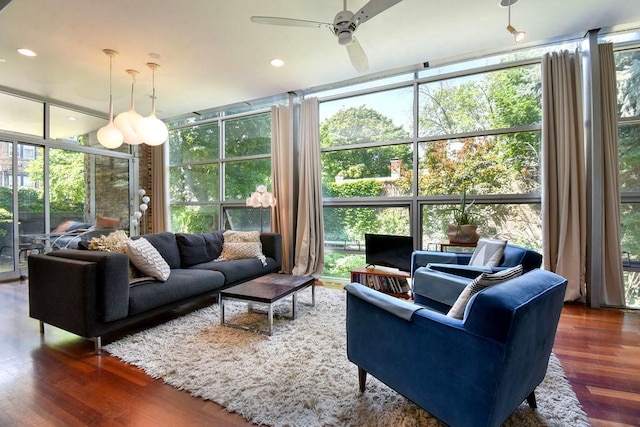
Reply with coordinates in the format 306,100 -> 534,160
333,10 -> 356,45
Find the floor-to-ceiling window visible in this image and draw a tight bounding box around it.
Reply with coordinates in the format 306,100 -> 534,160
0,93 -> 134,280
313,44 -> 578,280
167,102 -> 277,233
613,42 -> 640,308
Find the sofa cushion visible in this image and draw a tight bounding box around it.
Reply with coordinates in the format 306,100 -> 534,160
126,238 -> 171,281
447,264 -> 523,319
190,256 -> 279,286
468,238 -> 507,267
128,269 -> 225,315
136,232 -> 181,269
176,231 -> 224,268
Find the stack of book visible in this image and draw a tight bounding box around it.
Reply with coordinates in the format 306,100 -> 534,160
352,272 -> 410,294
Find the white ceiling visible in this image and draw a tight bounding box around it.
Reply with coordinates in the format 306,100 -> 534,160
1,0 -> 640,125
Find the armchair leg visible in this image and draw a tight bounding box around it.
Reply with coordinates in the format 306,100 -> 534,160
526,391 -> 537,409
358,366 -> 367,392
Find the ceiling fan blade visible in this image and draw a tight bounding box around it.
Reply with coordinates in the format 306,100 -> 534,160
250,16 -> 331,29
346,37 -> 369,72
352,0 -> 403,25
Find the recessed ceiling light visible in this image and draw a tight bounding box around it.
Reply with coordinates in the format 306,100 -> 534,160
17,48 -> 37,57
270,58 -> 284,67
149,52 -> 161,59
0,58 -> 6,63
67,116 -> 77,121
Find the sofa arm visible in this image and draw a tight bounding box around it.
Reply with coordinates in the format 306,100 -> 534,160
260,232 -> 282,270
28,254 -> 99,338
46,250 -> 130,322
410,251 -> 470,276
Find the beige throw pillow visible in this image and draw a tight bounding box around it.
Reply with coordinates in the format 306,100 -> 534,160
217,231 -> 267,266
126,237 -> 171,281
223,230 -> 261,243
447,264 -> 523,320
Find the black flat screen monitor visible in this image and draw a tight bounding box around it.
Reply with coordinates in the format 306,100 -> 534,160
365,233 -> 413,273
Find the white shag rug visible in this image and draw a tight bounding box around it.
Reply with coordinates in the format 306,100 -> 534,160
104,286 -> 590,427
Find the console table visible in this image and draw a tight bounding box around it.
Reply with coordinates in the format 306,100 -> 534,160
439,240 -> 477,252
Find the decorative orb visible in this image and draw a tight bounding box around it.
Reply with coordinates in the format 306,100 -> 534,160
97,122 -> 124,149
139,203 -> 148,212
134,211 -> 142,219
138,189 -> 146,196
132,219 -> 139,226
142,196 -> 150,203
137,113 -> 168,146
114,108 -> 144,145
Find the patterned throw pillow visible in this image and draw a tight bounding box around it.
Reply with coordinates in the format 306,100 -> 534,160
126,237 -> 171,281
223,230 -> 261,243
216,231 -> 267,266
468,238 -> 508,267
447,264 -> 523,320
88,229 -> 130,253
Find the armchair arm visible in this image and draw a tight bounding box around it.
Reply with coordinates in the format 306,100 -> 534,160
411,250 -> 470,276
345,283 -> 423,321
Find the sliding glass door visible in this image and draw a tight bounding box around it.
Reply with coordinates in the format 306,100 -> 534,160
0,141 -> 15,275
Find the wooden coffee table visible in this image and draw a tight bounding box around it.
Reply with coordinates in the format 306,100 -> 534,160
219,273 -> 315,335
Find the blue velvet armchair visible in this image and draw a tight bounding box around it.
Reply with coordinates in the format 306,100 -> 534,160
345,269 -> 567,427
411,244 -> 543,312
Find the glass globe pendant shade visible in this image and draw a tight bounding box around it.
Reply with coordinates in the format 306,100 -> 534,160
97,119 -> 124,149
137,112 -> 168,146
115,108 -> 143,145
97,49 -> 124,149
137,62 -> 168,146
114,69 -> 143,145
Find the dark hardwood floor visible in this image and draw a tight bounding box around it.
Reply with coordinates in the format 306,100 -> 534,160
0,278 -> 638,426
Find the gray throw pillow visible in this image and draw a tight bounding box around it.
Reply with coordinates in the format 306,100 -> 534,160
447,264 -> 523,320
468,238 -> 508,267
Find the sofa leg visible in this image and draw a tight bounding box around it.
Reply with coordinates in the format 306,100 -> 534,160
93,336 -> 102,355
358,367 -> 367,393
39,321 -> 44,334
526,391 -> 537,409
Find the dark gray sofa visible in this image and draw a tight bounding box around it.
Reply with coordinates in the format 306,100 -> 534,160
28,231 -> 282,353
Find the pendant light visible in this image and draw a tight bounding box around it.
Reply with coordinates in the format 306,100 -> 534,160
136,62 -> 168,146
114,69 -> 144,145
96,49 -> 125,149
503,0 -> 525,42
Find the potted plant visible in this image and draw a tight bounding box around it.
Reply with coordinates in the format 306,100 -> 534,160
447,191 -> 480,243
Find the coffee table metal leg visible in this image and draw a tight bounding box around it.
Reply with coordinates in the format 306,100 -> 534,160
220,297 -> 226,326
268,304 -> 274,335
292,293 -> 298,319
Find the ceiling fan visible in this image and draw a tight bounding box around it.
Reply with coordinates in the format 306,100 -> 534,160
250,0 -> 404,73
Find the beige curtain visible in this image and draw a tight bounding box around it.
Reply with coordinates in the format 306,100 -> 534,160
271,104 -> 295,273
599,43 -> 626,306
542,50 -> 587,301
292,97 -> 324,277
151,144 -> 167,232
